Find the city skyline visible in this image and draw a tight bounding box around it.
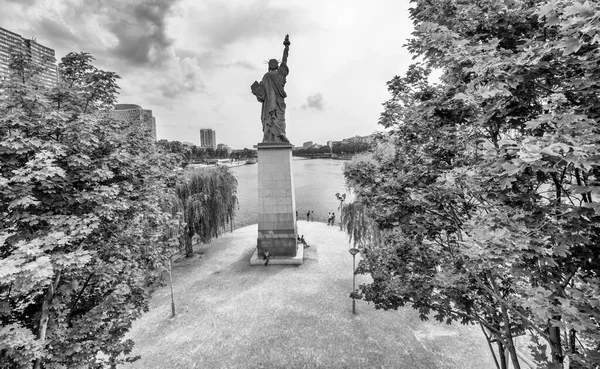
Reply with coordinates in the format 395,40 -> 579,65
0,0 -> 415,148
163,131 -> 369,151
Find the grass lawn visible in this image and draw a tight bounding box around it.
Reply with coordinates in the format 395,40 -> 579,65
121,222 -> 495,369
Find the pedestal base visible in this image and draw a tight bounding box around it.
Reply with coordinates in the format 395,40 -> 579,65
249,244 -> 304,266
253,142 -> 300,265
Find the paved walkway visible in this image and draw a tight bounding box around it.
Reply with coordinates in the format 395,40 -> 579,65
122,222 -> 495,369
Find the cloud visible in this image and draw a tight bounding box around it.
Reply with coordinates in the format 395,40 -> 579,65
181,0 -> 310,49
2,0 -> 36,6
172,50 -> 255,70
301,93 -> 325,111
158,56 -> 205,98
224,60 -> 256,69
55,0 -> 204,101
32,18 -> 82,51
103,0 -> 179,66
1,0 -> 182,68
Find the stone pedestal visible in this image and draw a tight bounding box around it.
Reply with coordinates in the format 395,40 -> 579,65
252,142 -> 300,264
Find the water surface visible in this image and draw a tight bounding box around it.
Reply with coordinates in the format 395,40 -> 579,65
229,157 -> 353,228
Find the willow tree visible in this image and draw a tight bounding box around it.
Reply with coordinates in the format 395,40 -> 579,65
173,167 -> 238,257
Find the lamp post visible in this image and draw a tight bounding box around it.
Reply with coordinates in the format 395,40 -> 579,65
335,193 -> 346,230
168,254 -> 176,317
348,247 -> 360,314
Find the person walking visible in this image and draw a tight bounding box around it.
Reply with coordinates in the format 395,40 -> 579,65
306,211 -> 311,222
331,212 -> 336,226
327,212 -> 332,225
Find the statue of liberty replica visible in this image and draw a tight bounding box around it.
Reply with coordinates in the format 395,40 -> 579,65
251,34 -> 291,143
249,34 -> 301,265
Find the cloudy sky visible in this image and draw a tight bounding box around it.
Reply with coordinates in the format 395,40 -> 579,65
0,0 -> 415,149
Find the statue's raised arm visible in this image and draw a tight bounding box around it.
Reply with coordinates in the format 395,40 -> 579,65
281,34 -> 290,66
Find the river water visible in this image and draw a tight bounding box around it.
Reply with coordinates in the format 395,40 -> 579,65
229,157 -> 352,229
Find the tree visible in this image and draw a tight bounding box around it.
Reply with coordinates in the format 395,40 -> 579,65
215,148 -> 228,158
204,147 -> 215,158
0,52 -> 179,368
292,136 -> 373,157
172,167 -> 238,257
343,1 -> 600,368
54,52 -> 120,114
242,148 -> 257,158
156,140 -> 205,164
191,145 -> 205,162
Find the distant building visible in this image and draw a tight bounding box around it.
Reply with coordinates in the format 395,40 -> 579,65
217,143 -> 232,154
0,27 -> 58,88
327,141 -> 333,148
200,129 -> 217,149
110,104 -> 157,141
302,141 -> 313,149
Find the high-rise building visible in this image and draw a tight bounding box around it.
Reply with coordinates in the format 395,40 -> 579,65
0,27 -> 58,88
110,104 -> 157,141
200,129 -> 216,149
302,141 -> 313,149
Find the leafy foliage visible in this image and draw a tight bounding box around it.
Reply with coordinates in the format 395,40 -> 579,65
171,167 -> 238,257
293,135 -> 374,157
157,140 -> 236,164
343,1 -> 600,368
0,52 -> 180,368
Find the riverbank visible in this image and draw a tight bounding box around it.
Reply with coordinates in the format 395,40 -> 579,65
121,222 -> 494,369
293,154 -> 353,160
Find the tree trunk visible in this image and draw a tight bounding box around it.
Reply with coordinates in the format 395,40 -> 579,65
550,172 -> 562,205
67,273 -> 94,318
184,231 -> 194,257
480,323 -> 502,369
548,322 -> 564,366
500,305 -> 521,369
169,256 -> 176,317
502,324 -> 521,369
497,341 -> 507,369
568,329 -> 585,369
489,274 -> 521,369
574,169 -> 591,203
34,271 -> 61,369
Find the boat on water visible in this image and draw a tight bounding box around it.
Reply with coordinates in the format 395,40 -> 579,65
187,158 -> 255,170
220,160 -> 246,168
186,163 -> 211,169
205,158 -> 246,167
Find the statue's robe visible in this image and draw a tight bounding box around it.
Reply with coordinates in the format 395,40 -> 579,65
251,63 -> 290,142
